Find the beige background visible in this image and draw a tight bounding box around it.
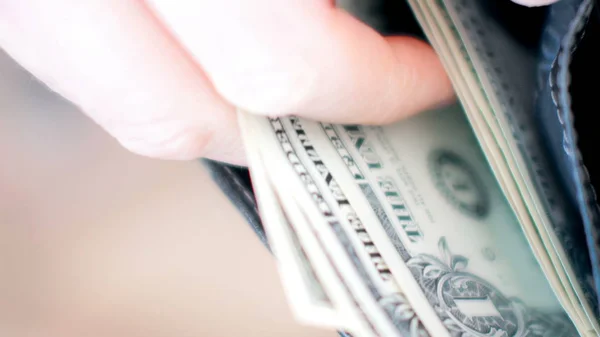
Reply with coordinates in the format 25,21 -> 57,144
0,50 -> 335,337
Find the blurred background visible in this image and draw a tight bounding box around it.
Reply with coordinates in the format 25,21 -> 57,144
0,50 -> 335,337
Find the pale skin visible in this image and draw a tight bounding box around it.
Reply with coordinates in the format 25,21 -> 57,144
0,0 -> 559,166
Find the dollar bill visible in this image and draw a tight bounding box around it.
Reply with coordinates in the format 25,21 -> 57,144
406,0 -> 599,334
241,110 -> 392,337
302,103 -> 579,336
275,183 -> 382,337
238,111 -> 348,329
405,0 -> 583,325
243,111 -> 435,337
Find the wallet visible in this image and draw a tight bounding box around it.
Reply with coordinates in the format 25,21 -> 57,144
202,0 -> 600,335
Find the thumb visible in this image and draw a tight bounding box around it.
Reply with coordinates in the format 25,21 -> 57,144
259,9 -> 457,125
146,2 -> 455,126
287,9 -> 456,125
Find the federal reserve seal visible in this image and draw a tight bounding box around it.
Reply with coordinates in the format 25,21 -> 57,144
428,149 -> 489,218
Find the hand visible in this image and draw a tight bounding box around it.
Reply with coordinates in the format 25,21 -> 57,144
0,0 -> 558,165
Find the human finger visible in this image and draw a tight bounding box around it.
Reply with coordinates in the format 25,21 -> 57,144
0,0 -> 244,164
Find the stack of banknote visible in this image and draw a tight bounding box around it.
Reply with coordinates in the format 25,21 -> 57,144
237,1 -> 600,336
